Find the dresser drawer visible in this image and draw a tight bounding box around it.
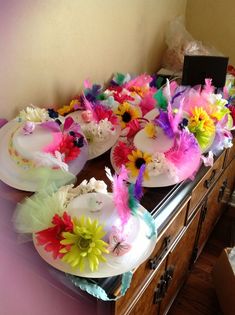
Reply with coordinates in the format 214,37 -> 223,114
188,150 -> 225,218
114,199 -> 189,315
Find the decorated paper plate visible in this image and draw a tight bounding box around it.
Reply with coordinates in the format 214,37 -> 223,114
14,168 -> 157,278
111,107 -> 202,187
68,102 -> 121,160
170,80 -> 231,154
0,107 -> 88,191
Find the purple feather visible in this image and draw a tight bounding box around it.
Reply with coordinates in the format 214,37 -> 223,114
134,164 -> 145,201
154,110 -> 174,138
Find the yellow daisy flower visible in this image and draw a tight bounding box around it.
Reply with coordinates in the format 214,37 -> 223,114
114,102 -> 141,128
60,216 -> 109,272
57,99 -> 80,116
144,122 -> 157,138
126,149 -> 152,179
188,107 -> 215,150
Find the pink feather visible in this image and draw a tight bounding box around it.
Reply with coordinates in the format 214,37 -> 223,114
112,165 -> 131,226
82,95 -> 98,122
165,131 -> 201,181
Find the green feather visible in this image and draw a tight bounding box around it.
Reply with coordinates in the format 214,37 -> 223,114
154,89 -> 168,110
114,73 -> 126,86
156,76 -> 164,89
128,184 -> 138,216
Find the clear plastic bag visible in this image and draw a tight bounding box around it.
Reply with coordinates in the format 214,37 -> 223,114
162,16 -> 223,72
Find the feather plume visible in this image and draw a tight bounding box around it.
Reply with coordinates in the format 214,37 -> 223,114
168,97 -> 184,133
165,130 -> 201,181
128,184 -> 138,216
134,164 -> 145,201
154,89 -> 168,110
82,94 -> 97,122
105,167 -> 113,182
112,165 -> 131,226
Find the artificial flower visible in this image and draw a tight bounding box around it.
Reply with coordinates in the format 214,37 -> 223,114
36,212 -> 73,259
114,102 -> 141,129
108,86 -> 134,103
144,122 -> 157,138
60,216 -> 109,272
129,86 -> 148,98
125,119 -> 141,138
126,149 -> 152,178
57,99 -> 81,116
18,106 -> 49,122
93,104 -> 118,125
113,141 -> 133,168
82,119 -> 115,144
188,107 -> 215,150
58,134 -> 81,163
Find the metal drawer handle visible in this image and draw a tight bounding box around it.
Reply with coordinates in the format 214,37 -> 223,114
149,236 -> 171,270
218,180 -> 228,203
153,277 -> 167,304
204,169 -> 216,189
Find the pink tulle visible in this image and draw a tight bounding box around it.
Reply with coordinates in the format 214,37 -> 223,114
42,132 -> 63,154
112,165 -> 131,226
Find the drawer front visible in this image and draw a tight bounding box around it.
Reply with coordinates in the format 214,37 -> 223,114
188,151 -> 225,217
115,200 -> 188,315
224,140 -> 235,168
128,258 -> 167,315
196,171 -> 228,255
159,210 -> 200,315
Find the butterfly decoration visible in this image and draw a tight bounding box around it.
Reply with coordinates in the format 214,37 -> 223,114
108,229 -> 131,257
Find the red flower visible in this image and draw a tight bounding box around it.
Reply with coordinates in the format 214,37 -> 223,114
36,212 -> 73,259
58,134 -> 81,163
93,104 -> 118,125
108,86 -> 134,103
113,141 -> 133,167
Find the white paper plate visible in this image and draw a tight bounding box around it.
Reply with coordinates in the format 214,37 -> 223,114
110,107 -> 202,187
0,120 -> 88,191
33,192 -> 156,278
68,111 -> 121,160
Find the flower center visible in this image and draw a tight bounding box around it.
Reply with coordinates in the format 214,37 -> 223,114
135,157 -> 146,169
122,111 -> 132,123
78,237 -> 91,250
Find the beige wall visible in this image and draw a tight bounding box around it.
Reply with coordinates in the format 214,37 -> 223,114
186,0 -> 235,65
0,0 -> 186,119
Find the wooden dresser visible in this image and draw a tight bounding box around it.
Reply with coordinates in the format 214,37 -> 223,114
94,141 -> 235,315
0,141 -> 234,315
